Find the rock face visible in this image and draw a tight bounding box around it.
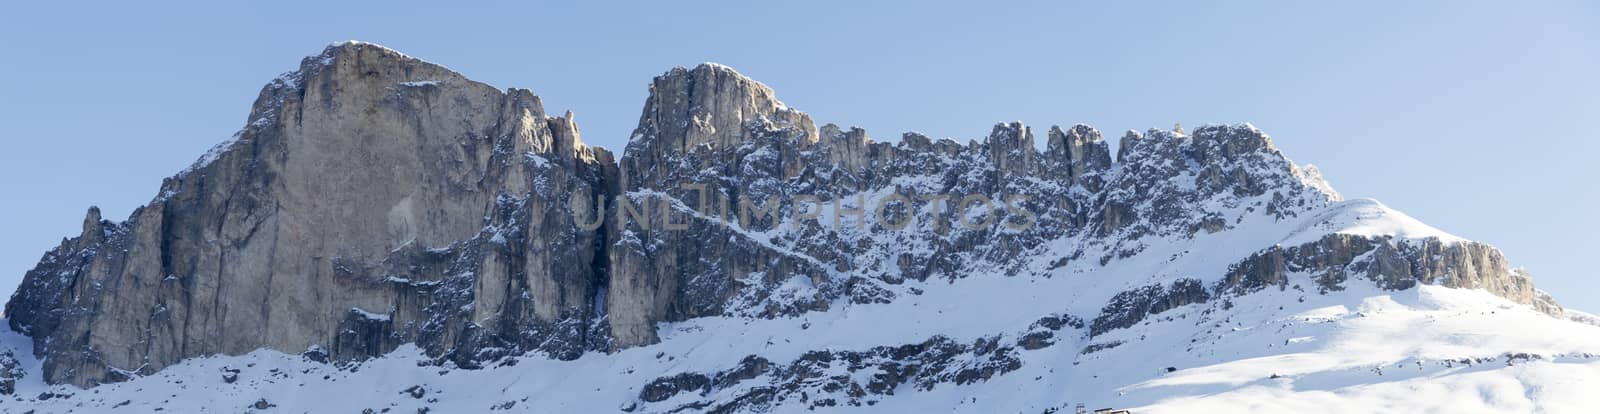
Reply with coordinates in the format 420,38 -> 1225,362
5,42 -> 616,386
635,335 -> 1026,411
4,42 -> 1564,388
0,350 -> 22,395
1089,233 -> 1562,338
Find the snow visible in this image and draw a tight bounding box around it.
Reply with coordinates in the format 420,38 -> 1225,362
2,280 -> 1594,413
328,40 -> 413,60
692,62 -> 791,112
1569,309 -> 1600,327
1119,286 -> 1600,413
181,132 -> 242,175
350,308 -> 391,322
1279,198 -> 1467,246
1293,164 -> 1342,201
526,152 -> 551,168
0,113 -> 1585,411
0,173 -> 1588,410
397,80 -> 442,87
698,61 -> 737,72
316,40 -> 458,75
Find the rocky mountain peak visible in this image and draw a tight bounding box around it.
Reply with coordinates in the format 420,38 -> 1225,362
620,63 -> 818,190
80,206 -> 102,236
629,63 -> 816,149
3,43 -> 1567,395
985,122 -> 1037,176
1046,124 -> 1113,188
821,123 -> 873,175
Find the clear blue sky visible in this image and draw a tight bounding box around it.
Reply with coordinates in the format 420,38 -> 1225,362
1,1 -> 1596,311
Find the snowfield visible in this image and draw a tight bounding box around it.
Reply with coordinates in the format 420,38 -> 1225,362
2,279 -> 1596,413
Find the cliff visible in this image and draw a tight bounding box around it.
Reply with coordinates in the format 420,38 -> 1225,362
5,42 -> 1563,389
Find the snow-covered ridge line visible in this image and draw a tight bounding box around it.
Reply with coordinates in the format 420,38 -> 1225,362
323,40 -> 446,70
1280,198 -> 1467,246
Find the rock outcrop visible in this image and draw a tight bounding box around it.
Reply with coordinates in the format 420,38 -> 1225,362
5,42 -> 616,386
1091,233 -> 1563,337
4,42 -> 1563,388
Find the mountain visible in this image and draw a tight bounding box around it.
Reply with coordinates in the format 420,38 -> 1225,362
2,41 -> 1595,413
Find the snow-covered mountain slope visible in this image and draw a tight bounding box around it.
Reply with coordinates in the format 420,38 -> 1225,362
2,283 -> 1595,413
2,42 -> 1592,412
3,195 -> 1595,412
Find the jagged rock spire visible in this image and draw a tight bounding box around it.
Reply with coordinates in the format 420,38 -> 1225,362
621,63 -> 818,190
1046,124 -> 1113,188
629,63 -> 816,150
986,122 -> 1037,176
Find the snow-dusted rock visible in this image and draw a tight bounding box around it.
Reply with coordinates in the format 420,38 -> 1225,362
2,42 -> 1581,413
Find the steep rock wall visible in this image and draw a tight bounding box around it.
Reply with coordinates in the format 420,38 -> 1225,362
4,43 -> 1564,388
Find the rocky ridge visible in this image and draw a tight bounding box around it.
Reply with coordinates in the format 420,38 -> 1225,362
4,42 -> 1564,391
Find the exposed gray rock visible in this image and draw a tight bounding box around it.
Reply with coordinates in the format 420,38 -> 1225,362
4,42 -> 1564,388
5,42 -> 615,386
635,334 -> 1024,412
0,350 -> 23,395
1045,124 -> 1112,190
1090,233 -> 1564,337
1215,233 -> 1552,310
1091,279 -> 1210,336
